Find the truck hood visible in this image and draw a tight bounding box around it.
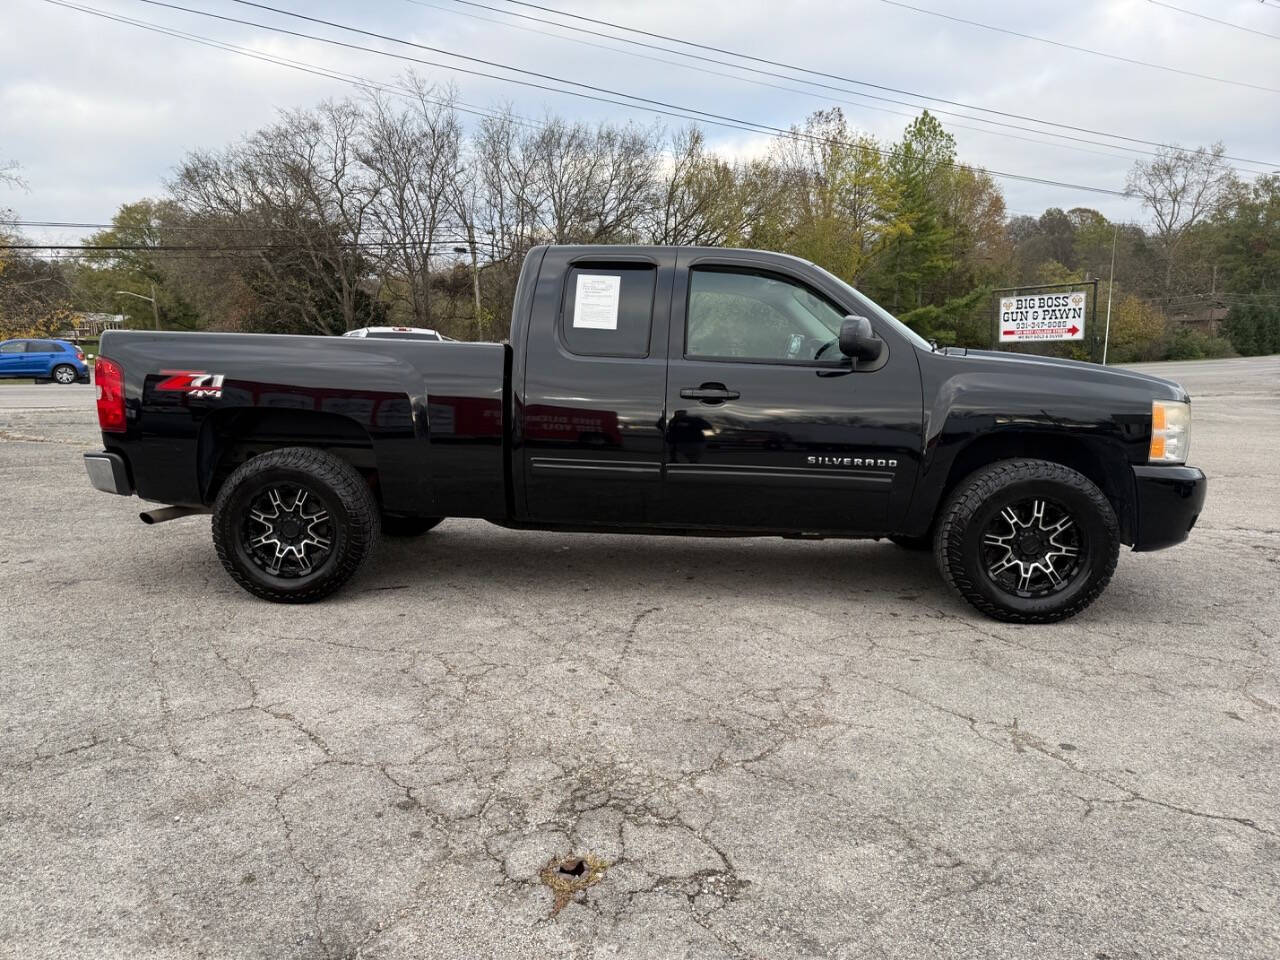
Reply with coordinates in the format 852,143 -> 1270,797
938,347 -> 1189,401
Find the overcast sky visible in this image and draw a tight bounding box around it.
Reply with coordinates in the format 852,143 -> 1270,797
3,0 -> 1278,245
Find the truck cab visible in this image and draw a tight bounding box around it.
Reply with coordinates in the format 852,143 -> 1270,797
511,246 -> 920,533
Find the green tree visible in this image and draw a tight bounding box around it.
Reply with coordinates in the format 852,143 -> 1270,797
1214,174 -> 1280,296
770,109 -> 902,285
78,199 -> 201,329
874,111 -> 957,311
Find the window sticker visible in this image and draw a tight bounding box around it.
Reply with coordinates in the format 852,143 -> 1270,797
573,274 -> 621,330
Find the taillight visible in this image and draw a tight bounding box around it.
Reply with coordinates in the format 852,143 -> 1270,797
95,357 -> 126,433
76,350 -> 86,362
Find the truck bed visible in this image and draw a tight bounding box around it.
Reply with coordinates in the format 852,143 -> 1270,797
97,330 -> 509,518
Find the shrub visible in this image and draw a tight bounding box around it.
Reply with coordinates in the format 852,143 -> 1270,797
1165,326 -> 1232,361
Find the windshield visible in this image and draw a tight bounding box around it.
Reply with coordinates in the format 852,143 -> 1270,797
811,264 -> 935,352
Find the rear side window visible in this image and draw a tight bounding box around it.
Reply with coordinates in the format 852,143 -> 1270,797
27,341 -> 59,353
561,265 -> 655,359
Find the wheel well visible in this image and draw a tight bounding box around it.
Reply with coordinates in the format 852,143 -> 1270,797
200,409 -> 380,505
940,432 -> 1135,544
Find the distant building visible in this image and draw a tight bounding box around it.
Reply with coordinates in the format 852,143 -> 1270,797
63,313 -> 125,340
1165,298 -> 1229,336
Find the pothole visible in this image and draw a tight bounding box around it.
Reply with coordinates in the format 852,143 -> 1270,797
540,853 -> 608,916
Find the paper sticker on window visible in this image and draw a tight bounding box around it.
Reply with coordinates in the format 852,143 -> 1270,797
573,274 -> 621,330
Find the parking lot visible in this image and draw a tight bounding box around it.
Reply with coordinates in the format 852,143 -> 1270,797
1,356 -> 1277,959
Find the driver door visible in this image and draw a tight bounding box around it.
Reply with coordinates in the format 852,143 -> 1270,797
0,340 -> 33,377
661,256 -> 915,533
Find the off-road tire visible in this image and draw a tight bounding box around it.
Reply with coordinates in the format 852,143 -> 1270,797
934,458 -> 1119,623
382,515 -> 444,537
212,447 -> 379,603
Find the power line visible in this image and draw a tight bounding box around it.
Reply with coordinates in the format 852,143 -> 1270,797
41,0 -> 534,129
39,0 -> 1249,216
874,0 -> 1280,93
485,0 -> 1279,169
8,219 -> 501,243
1145,0 -> 1280,40
2,241 -> 506,251
111,0 -> 1139,200
407,0 -> 1206,169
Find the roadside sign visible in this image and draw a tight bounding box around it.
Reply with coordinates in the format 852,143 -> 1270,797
998,291 -> 1087,342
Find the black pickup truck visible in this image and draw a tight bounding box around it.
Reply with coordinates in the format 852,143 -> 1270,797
84,244 -> 1205,622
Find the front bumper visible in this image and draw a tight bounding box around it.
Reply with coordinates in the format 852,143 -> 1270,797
1131,464 -> 1206,552
84,451 -> 133,496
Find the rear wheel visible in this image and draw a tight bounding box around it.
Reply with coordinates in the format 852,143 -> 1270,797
212,447 -> 379,603
934,458 -> 1119,623
51,364 -> 77,384
381,515 -> 444,537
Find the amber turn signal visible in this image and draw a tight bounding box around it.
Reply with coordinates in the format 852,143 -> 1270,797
1149,400 -> 1190,464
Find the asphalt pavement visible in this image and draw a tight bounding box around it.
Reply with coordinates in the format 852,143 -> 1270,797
1,357 -> 1277,959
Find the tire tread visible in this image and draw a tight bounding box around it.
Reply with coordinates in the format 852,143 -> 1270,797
212,447 -> 379,603
933,458 -> 1119,624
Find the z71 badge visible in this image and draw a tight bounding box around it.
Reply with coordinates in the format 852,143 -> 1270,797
156,370 -> 225,399
808,455 -> 898,468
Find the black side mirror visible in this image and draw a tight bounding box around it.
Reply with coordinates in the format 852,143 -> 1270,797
839,315 -> 883,363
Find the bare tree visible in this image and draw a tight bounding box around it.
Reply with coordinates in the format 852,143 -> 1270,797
1126,143 -> 1235,295
648,127 -> 773,247
171,100 -> 382,334
0,160 -> 26,192
360,77 -> 464,328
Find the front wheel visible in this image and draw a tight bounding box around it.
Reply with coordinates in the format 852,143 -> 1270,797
934,459 -> 1119,623
212,447 -> 379,603
51,364 -> 77,384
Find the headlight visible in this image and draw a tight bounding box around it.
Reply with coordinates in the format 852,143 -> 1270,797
1150,400 -> 1190,464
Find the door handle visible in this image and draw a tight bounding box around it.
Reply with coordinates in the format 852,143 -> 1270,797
680,384 -> 740,403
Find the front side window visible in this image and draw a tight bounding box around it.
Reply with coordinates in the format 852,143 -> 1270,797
0,341 -> 24,355
686,268 -> 847,363
561,265 -> 656,359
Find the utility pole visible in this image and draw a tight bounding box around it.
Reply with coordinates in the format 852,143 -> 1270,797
453,241 -> 481,337
1102,222 -> 1119,366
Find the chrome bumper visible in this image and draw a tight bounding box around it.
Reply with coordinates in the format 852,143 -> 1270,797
84,451 -> 133,496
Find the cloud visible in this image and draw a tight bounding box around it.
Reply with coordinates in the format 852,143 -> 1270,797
3,0 -> 1276,242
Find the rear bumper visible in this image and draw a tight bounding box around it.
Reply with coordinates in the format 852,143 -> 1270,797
84,451 -> 133,496
1131,464 -> 1206,552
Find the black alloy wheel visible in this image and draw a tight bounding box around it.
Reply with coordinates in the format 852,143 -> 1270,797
212,447 -> 379,603
934,458 -> 1119,623
241,483 -> 335,578
980,497 -> 1085,598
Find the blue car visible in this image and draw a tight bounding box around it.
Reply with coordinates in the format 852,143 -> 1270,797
0,338 -> 92,384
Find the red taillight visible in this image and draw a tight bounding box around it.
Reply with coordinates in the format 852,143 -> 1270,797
95,357 -> 126,433
76,350 -> 86,362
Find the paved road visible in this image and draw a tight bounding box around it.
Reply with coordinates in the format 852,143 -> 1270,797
1,357 -> 1276,959
0,382 -> 95,410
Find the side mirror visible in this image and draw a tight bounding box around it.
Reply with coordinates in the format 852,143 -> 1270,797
839,315 -> 883,363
